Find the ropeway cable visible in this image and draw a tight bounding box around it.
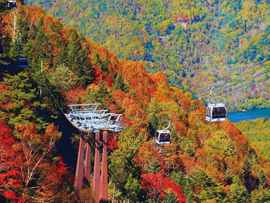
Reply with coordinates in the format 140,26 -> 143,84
43,83 -> 65,115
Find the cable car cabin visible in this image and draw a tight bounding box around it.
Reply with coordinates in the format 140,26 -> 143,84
8,1 -> 17,9
156,129 -> 171,145
206,103 -> 227,122
17,58 -> 29,68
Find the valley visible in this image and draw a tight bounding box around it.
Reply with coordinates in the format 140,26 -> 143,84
28,0 -> 270,111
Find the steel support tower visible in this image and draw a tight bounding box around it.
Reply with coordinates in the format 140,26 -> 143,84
65,104 -> 123,202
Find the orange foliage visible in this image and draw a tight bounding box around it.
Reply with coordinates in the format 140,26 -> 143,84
112,89 -> 145,123
257,156 -> 270,178
171,116 -> 187,137
108,52 -> 121,73
154,84 -> 174,103
43,15 -> 54,31
178,152 -> 198,172
162,144 -> 181,170
150,72 -> 169,87
174,90 -> 192,112
221,120 -> 242,140
224,156 -> 242,177
64,88 -> 86,104
204,156 -> 226,183
188,110 -> 205,129
221,120 -> 249,161
96,46 -> 110,61
137,142 -> 161,171
121,61 -> 155,106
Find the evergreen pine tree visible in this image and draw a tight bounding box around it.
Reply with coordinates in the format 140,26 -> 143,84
149,113 -> 158,137
67,33 -> 80,66
229,176 -> 249,203
92,51 -> 109,75
171,171 -> 185,186
186,192 -> 194,203
92,51 -> 102,67
3,33 -> 11,55
9,40 -> 19,59
58,43 -> 68,65
85,81 -> 112,109
146,156 -> 161,173
196,170 -> 227,202
244,157 -> 252,174
21,39 -> 33,59
251,186 -> 270,203
112,72 -> 129,93
164,189 -> 178,203
184,176 -> 195,203
17,16 -> 29,45
258,168 -> 268,189
0,73 -> 47,129
189,100 -> 198,111
30,17 -> 46,70
67,32 -> 93,87
101,53 -> 109,75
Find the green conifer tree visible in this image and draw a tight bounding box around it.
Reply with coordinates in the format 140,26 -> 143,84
184,176 -> 195,203
92,51 -> 102,67
146,156 -> 161,173
164,189 -> 178,203
0,73 -> 47,129
189,100 -> 198,111
149,113 -> 158,137
229,176 -> 249,203
195,170 -> 227,202
9,40 -> 19,59
67,32 -> 93,87
258,168 -> 268,189
17,16 -> 29,44
92,51 -> 109,75
84,80 -> 112,109
30,17 -> 46,70
112,72 -> 129,93
251,186 -> 270,203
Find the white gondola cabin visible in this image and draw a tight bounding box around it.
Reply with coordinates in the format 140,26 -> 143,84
206,103 -> 227,122
155,116 -> 171,145
8,1 -> 17,9
156,129 -> 171,145
18,58 -> 29,68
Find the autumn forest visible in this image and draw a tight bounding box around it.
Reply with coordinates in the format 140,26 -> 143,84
0,0 -> 270,203
29,0 -> 270,111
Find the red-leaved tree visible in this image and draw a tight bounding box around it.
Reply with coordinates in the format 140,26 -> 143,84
141,170 -> 186,202
0,119 -> 23,202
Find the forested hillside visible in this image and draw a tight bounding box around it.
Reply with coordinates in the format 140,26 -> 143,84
236,118 -> 270,162
1,3 -> 270,202
28,0 -> 270,111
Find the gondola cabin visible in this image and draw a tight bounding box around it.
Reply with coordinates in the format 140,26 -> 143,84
8,1 -> 17,9
18,58 -> 29,68
156,129 -> 171,145
206,103 -> 227,122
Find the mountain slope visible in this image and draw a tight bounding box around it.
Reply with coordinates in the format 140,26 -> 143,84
0,4 -> 270,202
28,0 -> 270,111
235,118 -> 270,161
